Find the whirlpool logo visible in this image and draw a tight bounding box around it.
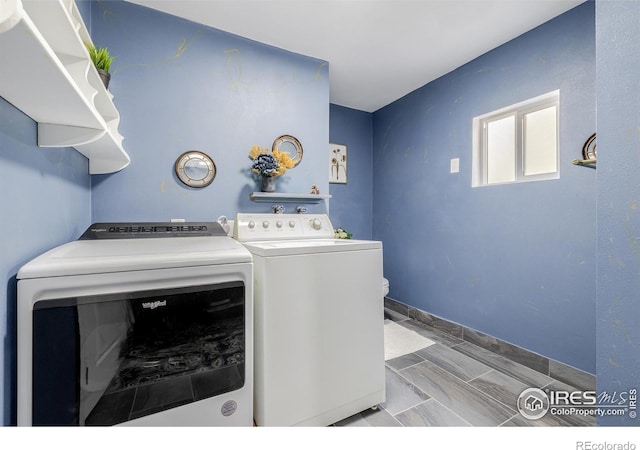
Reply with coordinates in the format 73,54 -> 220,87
141,300 -> 167,310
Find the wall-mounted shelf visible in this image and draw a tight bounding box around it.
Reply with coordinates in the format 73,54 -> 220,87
0,0 -> 130,174
250,192 -> 331,203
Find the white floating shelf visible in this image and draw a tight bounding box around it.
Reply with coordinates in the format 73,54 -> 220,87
0,0 -> 130,174
250,192 -> 331,203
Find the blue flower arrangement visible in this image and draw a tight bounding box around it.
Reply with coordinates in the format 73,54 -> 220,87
249,145 -> 295,177
251,153 -> 279,177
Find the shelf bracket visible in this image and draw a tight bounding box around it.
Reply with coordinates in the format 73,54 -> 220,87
38,123 -> 105,147
572,158 -> 597,167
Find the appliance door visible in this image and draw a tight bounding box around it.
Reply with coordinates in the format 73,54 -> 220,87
18,264 -> 253,426
252,247 -> 385,426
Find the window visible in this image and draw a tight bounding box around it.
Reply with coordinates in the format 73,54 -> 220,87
472,90 -> 559,186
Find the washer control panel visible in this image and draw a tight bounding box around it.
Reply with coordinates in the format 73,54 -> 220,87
234,213 -> 334,241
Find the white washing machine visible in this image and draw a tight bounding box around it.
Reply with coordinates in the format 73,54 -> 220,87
235,213 -> 385,426
17,222 -> 253,426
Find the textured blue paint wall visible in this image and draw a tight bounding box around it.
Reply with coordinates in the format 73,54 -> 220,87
373,2 -> 596,373
89,1 -> 330,222
329,104 -> 373,239
0,99 -> 91,425
595,0 -> 640,426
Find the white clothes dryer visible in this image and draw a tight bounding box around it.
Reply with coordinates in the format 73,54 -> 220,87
235,213 -> 385,426
17,222 -> 253,426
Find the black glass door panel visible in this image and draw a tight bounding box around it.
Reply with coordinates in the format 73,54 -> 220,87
32,281 -> 245,426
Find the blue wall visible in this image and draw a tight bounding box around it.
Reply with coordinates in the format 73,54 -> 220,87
0,99 -> 91,425
595,0 -> 640,426
372,2 -> 596,373
89,1 -> 330,222
329,104 -> 373,239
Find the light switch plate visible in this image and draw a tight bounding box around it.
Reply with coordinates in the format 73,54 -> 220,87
450,158 -> 460,173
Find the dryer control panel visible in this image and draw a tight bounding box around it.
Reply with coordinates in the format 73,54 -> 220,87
234,213 -> 334,241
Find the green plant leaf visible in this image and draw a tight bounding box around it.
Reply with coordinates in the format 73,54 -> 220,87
85,42 -> 115,72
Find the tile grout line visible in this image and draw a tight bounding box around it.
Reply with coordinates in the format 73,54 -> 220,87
466,368 -> 495,383
428,398 -> 474,427
497,413 -> 520,427
390,398 -> 432,418
379,404 -> 407,427
460,372 -> 518,414
463,376 -> 519,414
385,354 -> 427,371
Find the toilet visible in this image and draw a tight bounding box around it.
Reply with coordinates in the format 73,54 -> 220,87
382,277 -> 389,297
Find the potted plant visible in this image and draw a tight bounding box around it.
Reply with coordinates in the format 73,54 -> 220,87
86,43 -> 115,89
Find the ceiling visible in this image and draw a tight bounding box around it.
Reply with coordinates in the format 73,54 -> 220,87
126,0 -> 585,112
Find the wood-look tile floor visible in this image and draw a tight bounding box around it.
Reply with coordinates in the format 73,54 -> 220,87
334,309 -> 596,427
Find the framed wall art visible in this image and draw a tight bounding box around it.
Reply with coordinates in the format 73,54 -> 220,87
329,143 -> 347,184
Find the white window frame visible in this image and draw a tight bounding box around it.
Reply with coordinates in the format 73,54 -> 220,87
472,90 -> 560,187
